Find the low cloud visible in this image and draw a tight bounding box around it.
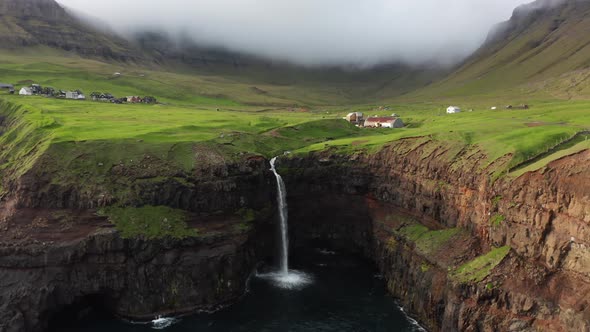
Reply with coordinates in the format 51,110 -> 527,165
58,0 -> 533,67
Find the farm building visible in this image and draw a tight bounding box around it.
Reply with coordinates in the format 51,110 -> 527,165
345,112 -> 364,124
30,84 -> 42,94
127,96 -> 142,103
364,116 -> 405,128
19,87 -> 32,95
65,91 -> 86,100
91,92 -> 115,101
0,83 -> 14,94
447,106 -> 461,114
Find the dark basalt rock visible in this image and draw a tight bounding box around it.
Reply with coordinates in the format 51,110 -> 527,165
0,229 -> 255,332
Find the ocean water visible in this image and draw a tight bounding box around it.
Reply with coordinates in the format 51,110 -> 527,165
54,250 -> 425,332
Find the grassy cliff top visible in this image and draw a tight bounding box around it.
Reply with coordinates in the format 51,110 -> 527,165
0,52 -> 589,189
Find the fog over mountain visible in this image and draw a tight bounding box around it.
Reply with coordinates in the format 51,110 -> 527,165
57,0 -> 535,67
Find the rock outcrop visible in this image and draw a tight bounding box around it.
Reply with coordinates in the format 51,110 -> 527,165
0,228 -> 255,332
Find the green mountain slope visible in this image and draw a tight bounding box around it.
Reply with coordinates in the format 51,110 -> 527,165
415,0 -> 590,99
0,0 -> 445,102
0,0 -> 141,61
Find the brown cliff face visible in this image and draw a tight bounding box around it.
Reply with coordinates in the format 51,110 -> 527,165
0,135 -> 588,331
282,139 -> 590,331
0,228 -> 255,332
0,152 -> 276,332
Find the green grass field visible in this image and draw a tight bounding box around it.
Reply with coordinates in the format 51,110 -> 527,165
0,51 -> 429,107
300,101 -> 590,169
1,54 -> 589,188
1,53 -> 589,240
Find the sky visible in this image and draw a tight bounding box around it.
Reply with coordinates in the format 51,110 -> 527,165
57,0 -> 533,67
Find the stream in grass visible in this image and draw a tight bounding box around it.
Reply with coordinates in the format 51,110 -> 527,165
55,250 -> 425,332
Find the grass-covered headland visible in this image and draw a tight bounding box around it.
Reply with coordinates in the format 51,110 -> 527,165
1,54 -> 589,238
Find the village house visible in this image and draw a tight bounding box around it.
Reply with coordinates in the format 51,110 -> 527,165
65,90 -> 86,100
447,106 -> 461,114
19,87 -> 33,96
0,83 -> 14,94
30,84 -> 42,94
41,87 -> 55,96
345,112 -> 364,124
364,116 -> 405,128
91,92 -> 115,102
143,96 -> 157,104
127,96 -> 142,103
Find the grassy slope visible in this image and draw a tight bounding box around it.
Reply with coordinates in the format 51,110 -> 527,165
404,1 -> 590,102
1,1 -> 589,242
0,48 -> 588,177
300,100 -> 590,170
0,51 -> 439,107
295,0 -> 590,168
3,1 -> 590,199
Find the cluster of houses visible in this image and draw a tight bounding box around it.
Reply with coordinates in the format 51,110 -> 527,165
14,83 -> 157,104
19,84 -> 87,100
90,92 -> 157,104
345,112 -> 405,129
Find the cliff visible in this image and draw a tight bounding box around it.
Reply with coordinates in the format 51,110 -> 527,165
0,228 -> 255,331
282,138 -> 590,331
0,103 -> 277,330
0,109 -> 588,330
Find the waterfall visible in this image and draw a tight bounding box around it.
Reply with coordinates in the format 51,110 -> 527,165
270,156 -> 289,275
259,156 -> 311,289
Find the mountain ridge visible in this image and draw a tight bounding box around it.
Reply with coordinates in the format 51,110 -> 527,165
416,0 -> 590,99
0,0 -> 142,61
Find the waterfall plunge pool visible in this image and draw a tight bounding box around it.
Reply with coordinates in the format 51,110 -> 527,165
53,249 -> 425,332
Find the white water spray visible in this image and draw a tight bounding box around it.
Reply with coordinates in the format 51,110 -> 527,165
270,156 -> 289,274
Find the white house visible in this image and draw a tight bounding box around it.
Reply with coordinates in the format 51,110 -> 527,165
65,91 -> 86,100
447,106 -> 461,114
345,112 -> 364,124
364,116 -> 405,128
19,87 -> 32,96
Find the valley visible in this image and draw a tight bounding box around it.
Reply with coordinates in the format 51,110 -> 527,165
0,0 -> 589,331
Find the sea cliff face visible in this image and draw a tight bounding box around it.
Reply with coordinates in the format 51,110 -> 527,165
0,135 -> 588,331
0,152 -> 274,332
0,229 -> 254,332
282,139 -> 590,331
